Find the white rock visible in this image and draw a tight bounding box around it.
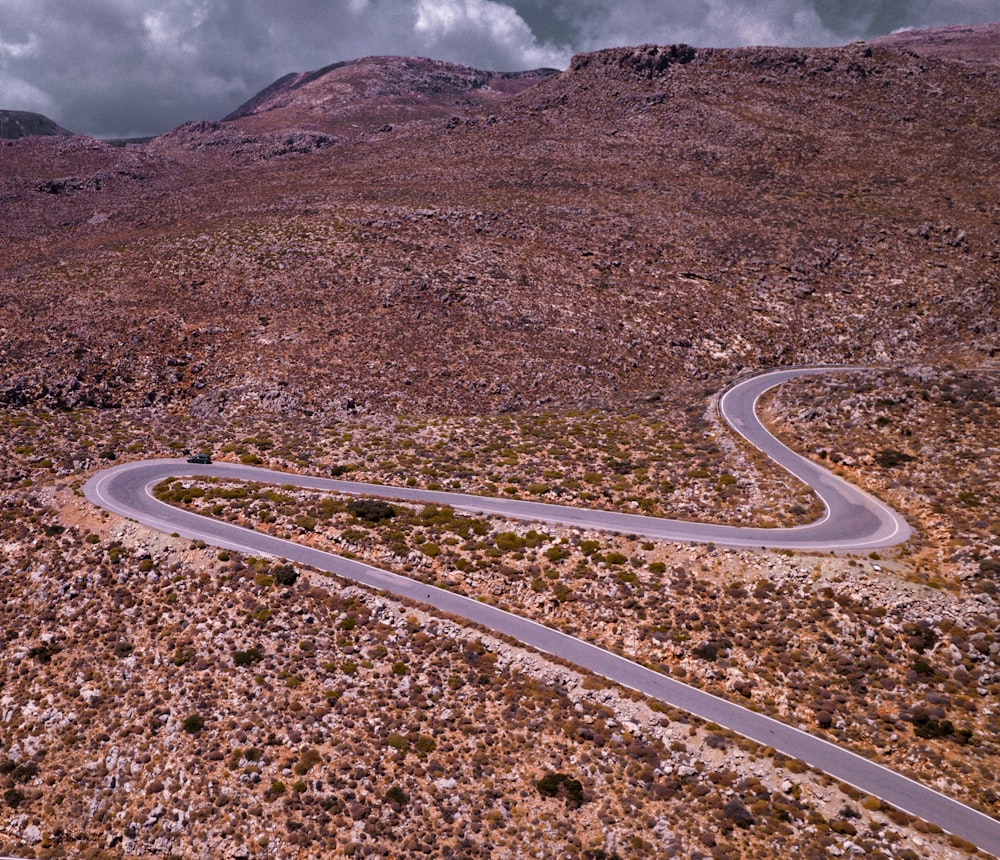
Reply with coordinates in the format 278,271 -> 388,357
80,687 -> 102,705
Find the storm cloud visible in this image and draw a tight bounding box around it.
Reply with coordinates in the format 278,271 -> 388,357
1,0 -> 997,137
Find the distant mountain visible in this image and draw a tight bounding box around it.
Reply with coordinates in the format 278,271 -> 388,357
0,110 -> 72,140
220,55 -> 558,135
869,22 -> 1000,65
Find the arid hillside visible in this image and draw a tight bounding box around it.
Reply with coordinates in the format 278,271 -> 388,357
1,26 -> 999,860
1,32 -> 998,418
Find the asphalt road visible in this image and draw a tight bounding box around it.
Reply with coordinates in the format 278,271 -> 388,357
83,367 -> 999,856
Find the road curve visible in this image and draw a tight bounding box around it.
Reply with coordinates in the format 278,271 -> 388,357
83,368 -> 1000,855
86,367 -> 912,552
717,366 -> 912,550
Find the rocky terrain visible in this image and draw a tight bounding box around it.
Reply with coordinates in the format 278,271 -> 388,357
1,33 -> 998,417
163,464 -> 999,815
0,402 -> 994,859
0,22 -> 998,860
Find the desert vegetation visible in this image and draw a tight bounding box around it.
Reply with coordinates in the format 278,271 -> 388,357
0,391 -> 995,856
163,466 -> 999,820
761,368 -> 1000,592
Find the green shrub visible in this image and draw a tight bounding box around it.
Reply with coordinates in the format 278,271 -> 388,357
544,546 -> 569,562
536,772 -> 584,808
494,532 -> 527,552
233,647 -> 263,667
347,498 -> 396,522
385,785 -> 409,807
876,448 -> 915,468
182,714 -> 205,734
294,748 -> 322,775
415,734 -> 436,755
273,564 -> 298,586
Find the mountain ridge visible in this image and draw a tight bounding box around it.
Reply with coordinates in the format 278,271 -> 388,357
868,21 -> 1000,64
217,54 -> 558,136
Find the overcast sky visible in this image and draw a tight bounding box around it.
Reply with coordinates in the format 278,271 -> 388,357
1,0 -> 997,138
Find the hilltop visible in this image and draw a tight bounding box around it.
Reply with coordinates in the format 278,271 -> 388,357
869,22 -> 1000,64
222,55 -> 557,136
0,109 -> 72,139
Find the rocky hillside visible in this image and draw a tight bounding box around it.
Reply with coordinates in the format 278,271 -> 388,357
0,31 -> 998,419
0,110 -> 72,139
1,28 -> 999,859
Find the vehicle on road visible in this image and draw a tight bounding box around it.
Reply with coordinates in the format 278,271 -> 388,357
186,453 -> 212,464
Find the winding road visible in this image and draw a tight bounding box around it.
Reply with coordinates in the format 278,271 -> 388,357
84,367 -> 999,856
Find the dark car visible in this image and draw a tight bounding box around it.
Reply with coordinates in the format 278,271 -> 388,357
186,453 -> 212,464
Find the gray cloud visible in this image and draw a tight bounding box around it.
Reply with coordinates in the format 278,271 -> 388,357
0,0 -> 997,138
